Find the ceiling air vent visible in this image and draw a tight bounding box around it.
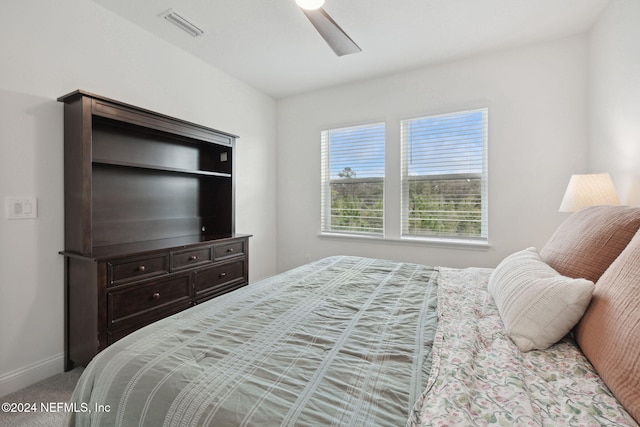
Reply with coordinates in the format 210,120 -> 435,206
161,9 -> 204,37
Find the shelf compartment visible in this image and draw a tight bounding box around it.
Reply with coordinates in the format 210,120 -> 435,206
91,165 -> 232,248
92,116 -> 233,176
92,158 -> 231,178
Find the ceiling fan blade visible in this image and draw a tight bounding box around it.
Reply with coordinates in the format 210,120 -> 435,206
301,8 -> 361,56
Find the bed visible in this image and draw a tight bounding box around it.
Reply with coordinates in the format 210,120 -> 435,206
68,206 -> 640,426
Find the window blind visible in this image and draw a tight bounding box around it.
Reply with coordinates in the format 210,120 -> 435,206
401,109 -> 488,241
321,123 -> 385,235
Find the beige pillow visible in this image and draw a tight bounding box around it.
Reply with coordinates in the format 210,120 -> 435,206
575,229 -> 640,424
540,205 -> 640,283
488,247 -> 594,352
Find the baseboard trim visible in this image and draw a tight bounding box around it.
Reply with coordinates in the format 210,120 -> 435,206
0,353 -> 65,397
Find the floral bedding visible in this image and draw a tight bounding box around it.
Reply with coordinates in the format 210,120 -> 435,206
409,267 -> 638,426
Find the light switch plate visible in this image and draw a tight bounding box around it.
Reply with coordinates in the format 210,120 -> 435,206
5,197 -> 38,219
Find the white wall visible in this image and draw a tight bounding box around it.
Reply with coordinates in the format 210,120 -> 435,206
276,36 -> 589,272
0,0 -> 277,395
588,0 -> 640,205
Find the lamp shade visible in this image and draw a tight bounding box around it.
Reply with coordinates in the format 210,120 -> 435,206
559,173 -> 621,212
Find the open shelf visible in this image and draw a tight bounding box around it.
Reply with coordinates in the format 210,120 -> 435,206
92,158 -> 232,178
91,115 -> 233,177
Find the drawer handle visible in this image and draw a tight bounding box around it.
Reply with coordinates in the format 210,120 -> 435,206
189,255 -> 198,261
152,292 -> 160,300
138,265 -> 146,272
227,248 -> 235,253
219,272 -> 227,278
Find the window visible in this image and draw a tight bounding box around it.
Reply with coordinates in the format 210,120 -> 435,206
321,123 -> 385,236
401,109 -> 488,241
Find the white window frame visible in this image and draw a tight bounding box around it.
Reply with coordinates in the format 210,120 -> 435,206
400,108 -> 489,243
320,123 -> 385,237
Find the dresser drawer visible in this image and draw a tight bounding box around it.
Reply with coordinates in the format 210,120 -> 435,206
108,274 -> 191,327
214,240 -> 245,260
194,259 -> 247,298
108,255 -> 169,286
171,247 -> 212,271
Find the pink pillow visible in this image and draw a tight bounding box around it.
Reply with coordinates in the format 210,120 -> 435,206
540,206 -> 640,283
575,228 -> 640,423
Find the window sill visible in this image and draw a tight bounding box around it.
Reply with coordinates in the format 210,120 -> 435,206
318,232 -> 490,250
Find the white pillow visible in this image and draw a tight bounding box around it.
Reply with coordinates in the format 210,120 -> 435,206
488,247 -> 595,352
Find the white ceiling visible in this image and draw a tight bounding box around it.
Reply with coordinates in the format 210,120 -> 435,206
93,0 -> 611,99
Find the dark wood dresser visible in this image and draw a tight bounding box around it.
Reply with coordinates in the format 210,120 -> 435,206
59,90 -> 250,370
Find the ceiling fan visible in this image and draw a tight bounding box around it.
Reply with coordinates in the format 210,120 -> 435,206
295,0 -> 361,56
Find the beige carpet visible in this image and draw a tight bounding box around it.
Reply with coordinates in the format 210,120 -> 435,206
0,368 -> 84,426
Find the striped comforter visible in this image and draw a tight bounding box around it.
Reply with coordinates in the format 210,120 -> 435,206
67,256 -> 439,426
